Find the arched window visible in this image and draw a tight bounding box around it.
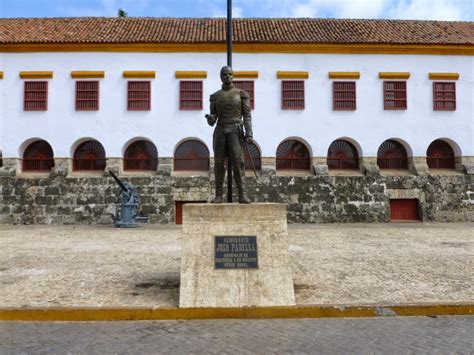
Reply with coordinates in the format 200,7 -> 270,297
174,139 -> 210,171
377,140 -> 408,169
327,140 -> 359,170
276,139 -> 311,171
22,140 -> 54,172
73,140 -> 106,171
244,141 -> 261,171
426,140 -> 455,169
124,140 -> 158,171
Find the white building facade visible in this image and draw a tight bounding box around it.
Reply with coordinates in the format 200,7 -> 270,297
0,18 -> 472,224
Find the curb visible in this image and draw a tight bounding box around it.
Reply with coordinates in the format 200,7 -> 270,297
0,304 -> 472,321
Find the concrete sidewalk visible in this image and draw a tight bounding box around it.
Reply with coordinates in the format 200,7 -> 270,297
0,223 -> 473,309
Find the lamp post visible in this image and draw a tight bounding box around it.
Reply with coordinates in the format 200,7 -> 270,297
226,0 -> 233,202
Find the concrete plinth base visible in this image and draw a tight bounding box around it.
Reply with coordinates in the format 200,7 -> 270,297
179,203 -> 295,308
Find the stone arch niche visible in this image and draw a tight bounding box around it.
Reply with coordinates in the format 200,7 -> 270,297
377,139 -> 408,170
22,139 -> 55,172
174,139 -> 210,172
73,139 -> 106,171
327,139 -> 359,170
426,139 -> 456,169
276,138 -> 311,171
124,139 -> 158,171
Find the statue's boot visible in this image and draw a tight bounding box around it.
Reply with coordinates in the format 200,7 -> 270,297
211,161 -> 225,203
234,161 -> 251,204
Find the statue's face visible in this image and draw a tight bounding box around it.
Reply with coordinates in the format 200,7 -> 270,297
220,67 -> 233,85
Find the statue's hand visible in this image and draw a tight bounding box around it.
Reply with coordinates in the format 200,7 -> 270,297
245,136 -> 253,144
205,114 -> 217,127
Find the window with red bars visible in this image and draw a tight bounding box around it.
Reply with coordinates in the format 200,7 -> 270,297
433,82 -> 456,111
179,81 -> 203,110
333,81 -> 356,111
24,81 -> 48,111
234,81 -> 255,110
384,81 -> 407,110
76,81 -> 99,111
282,80 -> 304,110
128,81 -> 151,111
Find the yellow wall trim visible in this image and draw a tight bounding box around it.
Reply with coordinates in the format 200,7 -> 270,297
0,71 -> 3,79
234,71 -> 259,78
277,71 -> 309,79
2,43 -> 471,55
429,73 -> 460,80
71,71 -> 105,78
19,71 -> 53,79
328,72 -> 360,79
378,72 -> 411,79
175,71 -> 207,79
123,71 -> 156,78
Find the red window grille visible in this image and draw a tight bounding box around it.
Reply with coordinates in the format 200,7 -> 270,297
128,81 -> 151,111
327,140 -> 359,170
24,81 -> 48,111
333,82 -> 356,111
76,81 -> 99,111
384,81 -> 407,110
22,140 -> 55,172
73,140 -> 106,171
433,82 -> 456,111
174,139 -> 210,171
234,80 -> 255,110
276,139 -> 311,171
377,140 -> 408,169
426,139 -> 455,169
179,81 -> 203,110
124,140 -> 158,171
282,81 -> 305,110
244,140 -> 261,171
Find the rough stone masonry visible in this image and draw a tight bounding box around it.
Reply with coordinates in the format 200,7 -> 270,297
0,172 -> 472,224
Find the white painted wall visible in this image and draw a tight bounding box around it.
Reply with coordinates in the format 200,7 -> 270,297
0,52 -> 472,158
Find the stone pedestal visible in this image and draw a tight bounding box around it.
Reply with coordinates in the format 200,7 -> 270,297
179,203 -> 295,308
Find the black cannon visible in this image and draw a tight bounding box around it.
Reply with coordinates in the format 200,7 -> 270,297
109,170 -> 149,228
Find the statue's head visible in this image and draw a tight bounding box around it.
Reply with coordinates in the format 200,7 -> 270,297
220,66 -> 233,85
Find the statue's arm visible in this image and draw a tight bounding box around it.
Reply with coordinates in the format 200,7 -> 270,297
206,94 -> 217,126
241,91 -> 253,138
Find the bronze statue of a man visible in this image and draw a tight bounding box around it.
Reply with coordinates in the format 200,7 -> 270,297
206,66 -> 253,204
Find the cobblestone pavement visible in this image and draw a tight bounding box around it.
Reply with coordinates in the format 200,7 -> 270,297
1,316 -> 473,354
0,223 -> 473,307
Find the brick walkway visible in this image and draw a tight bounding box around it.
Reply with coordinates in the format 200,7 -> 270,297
0,223 -> 473,307
1,316 -> 473,354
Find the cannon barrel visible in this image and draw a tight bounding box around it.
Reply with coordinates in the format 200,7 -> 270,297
109,170 -> 129,192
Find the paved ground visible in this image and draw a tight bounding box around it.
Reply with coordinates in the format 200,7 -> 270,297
1,316 -> 473,354
0,223 -> 473,308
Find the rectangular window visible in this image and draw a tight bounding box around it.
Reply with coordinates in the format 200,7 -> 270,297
179,81 -> 203,110
76,81 -> 99,111
234,80 -> 255,110
333,81 -> 356,110
384,81 -> 407,110
282,80 -> 304,110
433,82 -> 456,111
128,81 -> 151,111
24,81 -> 48,111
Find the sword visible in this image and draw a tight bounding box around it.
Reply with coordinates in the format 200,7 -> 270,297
244,137 -> 259,179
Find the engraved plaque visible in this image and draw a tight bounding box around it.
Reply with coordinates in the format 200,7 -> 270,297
215,236 -> 258,269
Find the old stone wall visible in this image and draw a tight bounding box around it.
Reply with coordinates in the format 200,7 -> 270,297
0,173 -> 472,224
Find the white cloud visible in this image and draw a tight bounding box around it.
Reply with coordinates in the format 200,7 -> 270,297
236,0 -> 472,20
212,6 -> 244,18
389,0 -> 470,21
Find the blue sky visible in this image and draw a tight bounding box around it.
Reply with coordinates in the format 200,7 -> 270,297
0,0 -> 472,20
